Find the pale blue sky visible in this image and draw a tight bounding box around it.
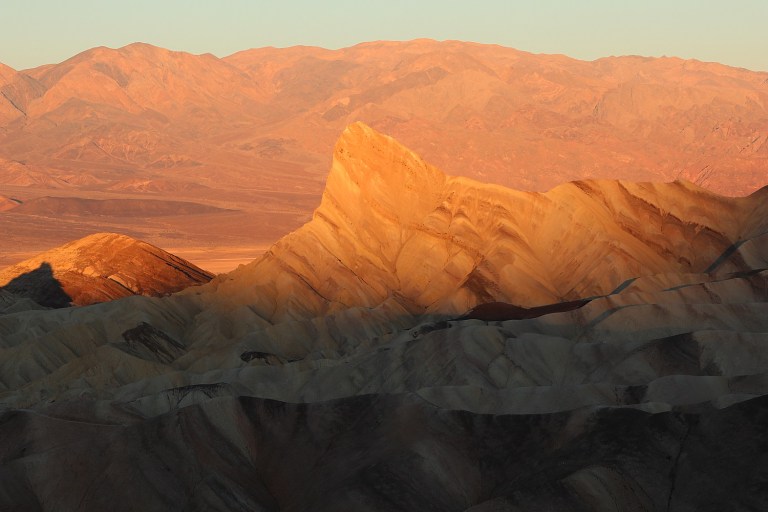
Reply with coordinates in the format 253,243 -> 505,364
1,0 -> 766,71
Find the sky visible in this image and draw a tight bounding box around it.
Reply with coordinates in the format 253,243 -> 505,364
1,0 -> 766,71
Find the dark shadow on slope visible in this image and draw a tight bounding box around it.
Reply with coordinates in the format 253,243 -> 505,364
457,299 -> 591,322
0,262 -> 72,308
705,239 -> 748,274
115,322 -> 186,364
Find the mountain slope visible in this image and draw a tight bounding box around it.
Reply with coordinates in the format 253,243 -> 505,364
0,232 -> 213,307
206,122 -> 767,323
224,40 -> 768,194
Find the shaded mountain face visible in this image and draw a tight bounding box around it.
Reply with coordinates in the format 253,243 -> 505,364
0,125 -> 767,510
1,40 -> 767,269
0,232 -> 213,306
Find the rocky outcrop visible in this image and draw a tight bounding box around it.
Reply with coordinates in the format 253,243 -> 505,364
209,123 -> 768,323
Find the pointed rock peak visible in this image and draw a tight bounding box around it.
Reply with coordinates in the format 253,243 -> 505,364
320,122 -> 447,225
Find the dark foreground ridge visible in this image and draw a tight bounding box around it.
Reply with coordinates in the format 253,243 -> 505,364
460,299 -> 592,321
0,262 -> 71,308
2,393 -> 767,511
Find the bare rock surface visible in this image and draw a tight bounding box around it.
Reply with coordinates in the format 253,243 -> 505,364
0,232 -> 213,306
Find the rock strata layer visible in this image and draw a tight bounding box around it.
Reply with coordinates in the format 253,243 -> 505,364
0,232 -> 213,306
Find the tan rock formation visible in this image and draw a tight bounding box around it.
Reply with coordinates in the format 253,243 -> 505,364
208,123 -> 767,324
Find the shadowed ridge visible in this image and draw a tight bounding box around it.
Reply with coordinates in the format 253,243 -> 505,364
0,261 -> 71,308
459,299 -> 591,321
0,288 -> 45,314
0,232 -> 213,306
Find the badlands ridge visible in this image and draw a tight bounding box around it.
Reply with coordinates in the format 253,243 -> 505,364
0,124 -> 767,510
0,232 -> 212,307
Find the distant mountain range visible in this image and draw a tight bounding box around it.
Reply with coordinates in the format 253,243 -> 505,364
0,40 -> 766,268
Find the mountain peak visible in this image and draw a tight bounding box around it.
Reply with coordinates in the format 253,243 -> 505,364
0,62 -> 15,80
0,232 -> 213,307
215,125 -> 767,324
320,122 -> 447,226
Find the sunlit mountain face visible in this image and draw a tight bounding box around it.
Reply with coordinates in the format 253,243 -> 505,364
1,40 -> 766,273
1,120 -> 767,510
